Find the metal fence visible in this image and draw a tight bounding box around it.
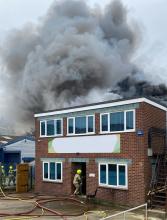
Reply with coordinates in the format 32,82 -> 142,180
100,203 -> 148,220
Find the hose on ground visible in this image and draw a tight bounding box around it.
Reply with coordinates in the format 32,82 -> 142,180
0,186 -> 89,219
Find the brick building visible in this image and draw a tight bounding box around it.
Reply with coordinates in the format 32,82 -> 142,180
34,97 -> 167,206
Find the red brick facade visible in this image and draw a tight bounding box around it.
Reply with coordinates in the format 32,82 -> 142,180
35,101 -> 166,206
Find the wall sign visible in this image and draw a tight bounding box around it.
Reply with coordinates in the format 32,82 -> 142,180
48,134 -> 120,153
137,130 -> 144,136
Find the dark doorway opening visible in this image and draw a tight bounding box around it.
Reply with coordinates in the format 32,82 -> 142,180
71,162 -> 86,195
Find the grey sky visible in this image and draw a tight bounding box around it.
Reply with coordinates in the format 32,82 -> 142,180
0,0 -> 166,81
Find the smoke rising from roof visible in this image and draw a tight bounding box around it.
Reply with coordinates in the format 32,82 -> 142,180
0,0 -> 166,134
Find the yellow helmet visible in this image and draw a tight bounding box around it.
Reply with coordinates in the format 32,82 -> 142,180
77,169 -> 82,175
9,165 -> 13,169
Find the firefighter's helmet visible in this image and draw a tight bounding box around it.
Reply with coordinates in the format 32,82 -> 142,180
77,169 -> 82,175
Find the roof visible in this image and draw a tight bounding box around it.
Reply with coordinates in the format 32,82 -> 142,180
0,135 -> 17,145
0,135 -> 35,148
34,97 -> 167,118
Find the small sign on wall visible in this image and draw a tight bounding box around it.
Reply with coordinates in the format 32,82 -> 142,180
137,130 -> 144,136
89,173 -> 95,177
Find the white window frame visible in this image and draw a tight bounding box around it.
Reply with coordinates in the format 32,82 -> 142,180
100,113 -> 110,133
67,115 -> 95,136
98,163 -> 128,189
40,120 -> 46,137
54,119 -> 63,136
39,118 -> 63,137
42,161 -> 63,183
100,109 -> 135,134
125,110 -> 136,132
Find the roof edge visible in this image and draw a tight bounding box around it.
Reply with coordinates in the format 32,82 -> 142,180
34,97 -> 167,118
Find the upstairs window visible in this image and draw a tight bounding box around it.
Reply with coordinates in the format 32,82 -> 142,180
40,119 -> 63,137
101,110 -> 135,133
40,121 -> 46,136
67,115 -> 94,135
110,112 -> 124,132
126,111 -> 134,130
47,120 -> 54,136
88,116 -> 94,132
68,118 -> 74,134
101,114 -> 109,132
75,116 -> 86,134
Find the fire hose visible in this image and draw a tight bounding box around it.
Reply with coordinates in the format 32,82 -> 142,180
0,186 -> 89,219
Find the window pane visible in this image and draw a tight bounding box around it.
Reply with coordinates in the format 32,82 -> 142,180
88,116 -> 94,132
119,165 -> 126,186
44,163 -> 48,179
50,162 -> 55,180
41,121 -> 45,136
108,164 -> 117,185
56,120 -> 62,134
47,120 -> 54,136
100,165 -> 106,184
56,163 -> 62,180
126,111 -> 134,130
110,112 -> 124,131
75,116 -> 86,134
68,118 -> 74,134
101,114 -> 108,131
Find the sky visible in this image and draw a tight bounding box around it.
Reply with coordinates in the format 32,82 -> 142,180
0,0 -> 166,82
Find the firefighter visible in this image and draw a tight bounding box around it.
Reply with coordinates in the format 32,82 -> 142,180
1,165 -> 6,186
73,169 -> 82,195
8,165 -> 15,186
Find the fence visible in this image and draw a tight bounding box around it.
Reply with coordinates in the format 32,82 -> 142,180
100,203 -> 148,220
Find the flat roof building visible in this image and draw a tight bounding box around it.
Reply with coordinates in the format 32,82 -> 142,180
34,97 -> 167,208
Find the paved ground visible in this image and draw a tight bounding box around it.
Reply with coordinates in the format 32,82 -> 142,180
0,192 -> 166,220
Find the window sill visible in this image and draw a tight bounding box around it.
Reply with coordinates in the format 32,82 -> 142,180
40,134 -> 63,138
100,129 -> 135,135
99,184 -> 128,190
67,132 -> 95,136
42,179 -> 63,183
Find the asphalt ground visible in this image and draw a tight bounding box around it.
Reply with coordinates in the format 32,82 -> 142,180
0,192 -> 166,220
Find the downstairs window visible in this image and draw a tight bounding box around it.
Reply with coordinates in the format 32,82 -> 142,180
99,163 -> 127,189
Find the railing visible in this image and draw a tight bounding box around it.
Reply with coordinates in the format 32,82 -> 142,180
100,203 -> 148,220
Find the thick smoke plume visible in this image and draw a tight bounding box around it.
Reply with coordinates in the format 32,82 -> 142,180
113,75 -> 167,104
0,0 -> 139,134
0,0 -> 166,134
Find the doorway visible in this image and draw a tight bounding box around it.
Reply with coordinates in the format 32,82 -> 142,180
71,162 -> 86,195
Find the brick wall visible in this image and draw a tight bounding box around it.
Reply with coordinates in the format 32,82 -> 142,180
35,101 -> 166,206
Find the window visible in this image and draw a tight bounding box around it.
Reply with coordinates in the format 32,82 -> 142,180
68,118 -> 74,134
110,112 -> 124,131
101,110 -> 135,133
67,115 -> 94,135
40,121 -> 46,136
88,116 -> 94,132
47,120 -> 54,136
40,119 -> 63,137
99,163 -> 127,188
55,119 -> 62,135
101,114 -> 109,132
75,116 -> 86,134
126,111 -> 134,130
43,161 -> 62,182
100,164 -> 106,184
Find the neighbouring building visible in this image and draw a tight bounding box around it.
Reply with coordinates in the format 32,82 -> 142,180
0,135 -> 35,169
34,97 -> 167,207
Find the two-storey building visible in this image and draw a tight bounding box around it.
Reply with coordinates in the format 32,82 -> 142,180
34,97 -> 167,206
